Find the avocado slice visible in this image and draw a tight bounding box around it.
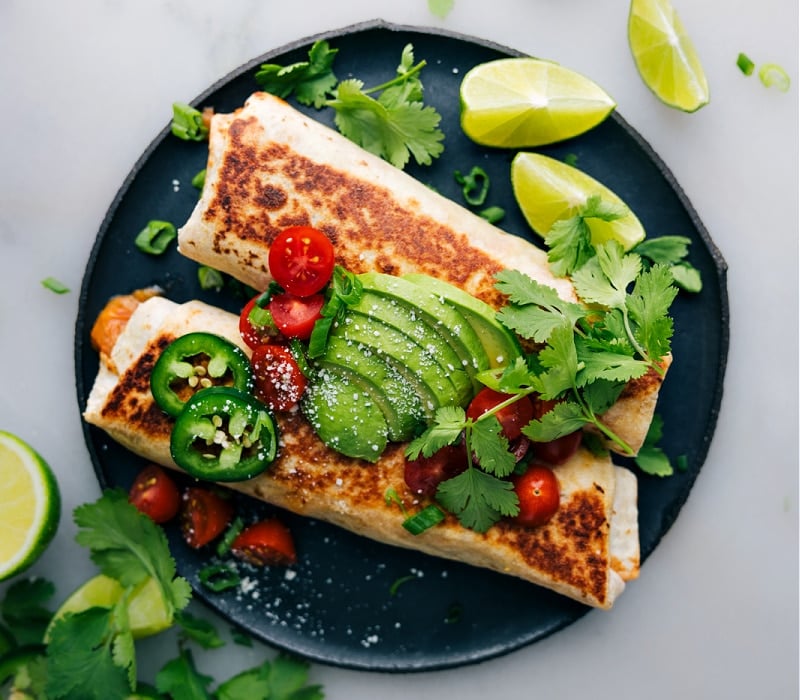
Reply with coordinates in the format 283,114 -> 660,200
322,335 -> 428,441
301,366 -> 389,462
356,272 -> 489,388
332,311 -> 470,409
402,273 -> 522,368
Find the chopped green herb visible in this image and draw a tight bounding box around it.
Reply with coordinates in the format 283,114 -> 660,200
171,102 -> 209,141
758,63 -> 791,91
255,39 -> 339,108
191,169 -> 206,190
633,414 -> 674,476
479,205 -> 505,224
389,573 -> 419,596
428,0 -> 455,18
454,166 -> 490,206
308,265 -> 363,357
564,153 -> 579,166
633,234 -> 702,292
402,504 -> 446,535
737,52 -> 756,76
134,220 -> 177,255
175,611 -> 225,649
215,516 -> 244,557
326,44 -> 445,168
41,277 -> 69,294
198,563 -> 241,593
197,265 -> 224,292
675,454 -> 689,472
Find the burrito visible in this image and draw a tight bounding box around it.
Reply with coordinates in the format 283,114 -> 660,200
84,295 -> 639,609
177,92 -> 668,455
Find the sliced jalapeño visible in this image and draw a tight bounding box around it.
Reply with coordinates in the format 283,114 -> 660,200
151,332 -> 254,418
170,387 -> 278,481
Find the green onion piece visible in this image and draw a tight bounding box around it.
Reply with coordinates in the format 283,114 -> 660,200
563,153 -> 579,167
134,220 -> 177,255
198,563 -> 241,592
758,63 -> 791,91
248,303 -> 276,332
331,265 -> 363,305
736,53 -> 755,76
171,102 -> 209,141
215,517 -> 244,558
198,265 -> 224,292
389,573 -> 418,596
307,316 -> 334,358
41,277 -> 69,294
191,169 -> 206,189
230,628 -> 253,646
454,166 -> 490,206
479,206 -> 505,224
402,504 -> 446,535
675,454 -> 689,472
288,338 -> 312,378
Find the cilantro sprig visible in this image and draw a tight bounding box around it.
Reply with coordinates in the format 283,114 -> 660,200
255,40 -> 444,169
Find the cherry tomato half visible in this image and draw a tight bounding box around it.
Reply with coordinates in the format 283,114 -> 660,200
466,388 -> 534,441
231,519 -> 297,566
268,226 -> 335,297
513,465 -> 560,527
128,465 -> 181,524
239,293 -> 279,351
269,292 -> 325,340
251,344 -> 308,412
180,487 -> 234,549
404,443 -> 468,499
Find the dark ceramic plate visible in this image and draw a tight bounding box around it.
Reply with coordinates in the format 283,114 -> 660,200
75,20 -> 728,672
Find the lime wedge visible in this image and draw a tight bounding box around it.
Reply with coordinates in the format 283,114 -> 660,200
510,152 -> 646,250
628,0 -> 709,112
0,431 -> 60,582
47,574 -> 172,641
460,57 -> 616,148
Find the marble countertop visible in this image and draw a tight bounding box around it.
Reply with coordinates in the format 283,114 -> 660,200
1,0 -> 797,697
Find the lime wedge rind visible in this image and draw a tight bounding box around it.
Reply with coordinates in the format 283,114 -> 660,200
0,431 -> 61,582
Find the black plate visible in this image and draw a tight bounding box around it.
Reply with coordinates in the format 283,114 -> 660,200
75,20 -> 729,672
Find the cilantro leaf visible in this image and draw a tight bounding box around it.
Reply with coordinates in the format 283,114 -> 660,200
522,401 -> 588,442
545,195 -> 627,276
255,40 -> 338,108
535,324 -> 579,399
669,261 -> 703,293
405,406 -> 465,459
632,235 -> 691,264
580,378 -> 626,415
436,467 -> 518,533
175,611 -> 224,649
575,340 -> 650,386
263,654 -> 324,700
73,490 -> 191,621
45,607 -> 132,700
627,264 -> 677,361
495,269 -> 586,343
572,241 -> 641,309
1,577 -> 55,645
155,648 -> 214,700
634,414 -> 674,476
469,417 -> 517,478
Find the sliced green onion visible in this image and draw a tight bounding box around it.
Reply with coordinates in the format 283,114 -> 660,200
454,166 -> 490,206
479,206 -> 505,224
171,102 -> 209,141
288,338 -> 313,378
134,220 -> 177,255
307,316 -> 334,358
41,277 -> 69,294
198,563 -> 241,592
402,504 -> 446,535
563,153 -> 579,167
675,454 -> 689,472
758,63 -> 791,91
389,573 -> 418,596
198,265 -> 224,292
215,516 -> 244,558
191,169 -> 207,190
736,53 -> 755,76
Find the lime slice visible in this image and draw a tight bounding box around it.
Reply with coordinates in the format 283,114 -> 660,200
511,152 -> 646,250
460,57 -> 616,148
628,0 -> 709,112
47,574 -> 172,641
0,431 -> 60,582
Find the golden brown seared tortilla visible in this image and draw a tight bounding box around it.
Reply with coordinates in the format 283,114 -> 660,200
83,297 -> 639,609
176,92 -> 668,455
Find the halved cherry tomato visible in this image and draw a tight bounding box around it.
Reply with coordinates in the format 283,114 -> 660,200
512,465 -> 560,527
251,344 -> 308,411
466,388 -> 534,441
231,519 -> 297,566
404,442 -> 468,498
128,465 -> 181,524
269,292 -> 325,340
268,226 -> 335,297
180,487 -> 234,549
239,292 -> 279,350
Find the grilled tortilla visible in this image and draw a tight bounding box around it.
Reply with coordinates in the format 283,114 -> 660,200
177,92 -> 668,455
84,296 -> 639,609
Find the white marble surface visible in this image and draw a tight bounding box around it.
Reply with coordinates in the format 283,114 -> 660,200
1,0 -> 797,697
